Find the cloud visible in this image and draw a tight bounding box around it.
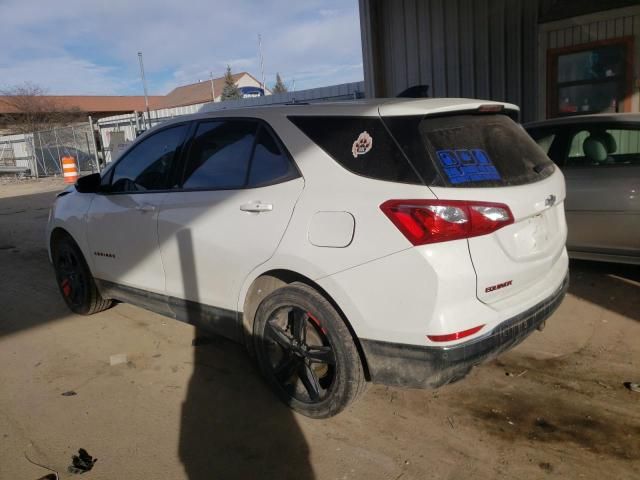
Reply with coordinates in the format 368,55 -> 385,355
0,0 -> 363,95
0,56 -> 136,95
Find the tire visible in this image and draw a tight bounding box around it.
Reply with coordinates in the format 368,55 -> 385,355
52,234 -> 112,315
253,282 -> 366,418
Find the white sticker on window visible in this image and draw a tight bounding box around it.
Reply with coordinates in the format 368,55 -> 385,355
352,131 -> 373,158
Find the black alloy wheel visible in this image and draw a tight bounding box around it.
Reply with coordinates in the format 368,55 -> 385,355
52,235 -> 112,315
254,282 -> 366,418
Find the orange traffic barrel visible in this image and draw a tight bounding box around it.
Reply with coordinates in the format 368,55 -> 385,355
62,156 -> 78,184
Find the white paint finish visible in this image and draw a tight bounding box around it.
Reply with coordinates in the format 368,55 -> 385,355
50,98 -> 570,350
157,179 -> 304,311
85,193 -> 168,294
431,168 -> 567,305
46,190 -> 94,267
308,211 -> 355,248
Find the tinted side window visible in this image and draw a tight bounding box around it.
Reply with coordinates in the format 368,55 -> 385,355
182,120 -> 257,190
110,124 -> 188,193
288,116 -> 422,185
248,126 -> 298,187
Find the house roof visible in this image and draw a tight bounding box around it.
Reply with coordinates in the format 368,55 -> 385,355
0,95 -> 163,114
0,71 -> 266,115
159,72 -> 264,108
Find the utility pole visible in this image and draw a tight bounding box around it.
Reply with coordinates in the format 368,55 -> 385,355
292,78 -> 296,92
137,51 -> 152,129
209,71 -> 216,102
258,34 -> 265,94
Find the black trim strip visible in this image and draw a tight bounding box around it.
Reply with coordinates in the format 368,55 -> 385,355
96,279 -> 242,342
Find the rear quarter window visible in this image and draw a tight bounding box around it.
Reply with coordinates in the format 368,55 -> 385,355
288,116 -> 423,185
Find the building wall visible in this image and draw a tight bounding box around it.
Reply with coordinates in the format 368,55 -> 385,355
359,1 -> 640,121
538,5 -> 640,117
359,0 -> 540,121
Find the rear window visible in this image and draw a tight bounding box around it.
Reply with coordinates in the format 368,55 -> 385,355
288,116 -> 423,185
289,113 -> 553,188
384,114 -> 555,187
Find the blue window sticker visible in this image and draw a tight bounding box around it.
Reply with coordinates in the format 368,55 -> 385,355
437,150 -> 458,167
436,149 -> 501,183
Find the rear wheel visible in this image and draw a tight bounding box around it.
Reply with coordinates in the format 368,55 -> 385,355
52,235 -> 112,315
253,283 -> 366,418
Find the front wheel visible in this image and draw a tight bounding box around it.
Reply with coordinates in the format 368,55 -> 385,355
253,283 -> 366,418
52,235 -> 112,315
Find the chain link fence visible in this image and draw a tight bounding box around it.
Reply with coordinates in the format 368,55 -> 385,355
29,123 -> 99,176
0,123 -> 100,178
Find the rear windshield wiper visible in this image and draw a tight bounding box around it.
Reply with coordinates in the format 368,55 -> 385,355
533,163 -> 554,175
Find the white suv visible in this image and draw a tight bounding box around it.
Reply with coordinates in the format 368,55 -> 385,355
48,98 -> 569,418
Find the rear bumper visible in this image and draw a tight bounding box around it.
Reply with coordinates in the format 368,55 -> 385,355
360,272 -> 569,389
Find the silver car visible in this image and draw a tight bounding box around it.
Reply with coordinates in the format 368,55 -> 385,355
526,114 -> 639,265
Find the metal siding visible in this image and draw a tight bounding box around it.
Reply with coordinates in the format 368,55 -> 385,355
489,0 -> 506,101
404,0 -> 421,87
444,0 -> 461,97
597,21 -> 607,40
522,0 -> 539,121
417,0 -> 434,92
589,22 -> 598,42
459,0 -> 475,98
430,0 -> 447,97
390,2 -> 409,95
624,15 -> 633,35
506,0 -> 523,108
473,0 -> 491,99
382,1 -> 396,98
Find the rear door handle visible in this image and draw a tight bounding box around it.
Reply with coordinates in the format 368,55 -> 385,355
240,201 -> 273,213
135,203 -> 156,213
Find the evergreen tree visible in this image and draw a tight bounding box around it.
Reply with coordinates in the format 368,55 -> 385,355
221,65 -> 242,101
272,73 -> 288,93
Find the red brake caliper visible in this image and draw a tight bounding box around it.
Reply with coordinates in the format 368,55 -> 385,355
307,312 -> 327,334
61,278 -> 72,297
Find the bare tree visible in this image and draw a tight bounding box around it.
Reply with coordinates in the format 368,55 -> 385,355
0,82 -> 81,134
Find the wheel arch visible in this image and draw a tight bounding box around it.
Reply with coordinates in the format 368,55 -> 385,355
49,226 -> 75,260
241,269 -> 371,381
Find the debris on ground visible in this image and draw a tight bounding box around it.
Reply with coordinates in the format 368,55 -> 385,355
624,382 -> 640,393
538,462 -> 554,473
61,391 -> 77,397
109,353 -> 128,366
447,416 -> 455,429
68,448 -> 97,474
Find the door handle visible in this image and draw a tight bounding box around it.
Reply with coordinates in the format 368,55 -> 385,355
240,201 -> 273,213
135,203 -> 156,213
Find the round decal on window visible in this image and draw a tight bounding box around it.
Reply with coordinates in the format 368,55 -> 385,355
352,131 -> 373,158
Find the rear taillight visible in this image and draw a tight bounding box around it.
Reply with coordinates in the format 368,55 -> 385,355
380,199 -> 514,245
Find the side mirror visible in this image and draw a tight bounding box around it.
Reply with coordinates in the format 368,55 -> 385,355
75,173 -> 102,194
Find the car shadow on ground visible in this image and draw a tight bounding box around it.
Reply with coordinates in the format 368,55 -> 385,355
0,188 -> 314,479
179,330 -> 314,480
568,259 -> 639,321
176,229 -> 315,480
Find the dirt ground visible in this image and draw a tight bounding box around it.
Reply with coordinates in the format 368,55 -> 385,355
1,178 -> 638,480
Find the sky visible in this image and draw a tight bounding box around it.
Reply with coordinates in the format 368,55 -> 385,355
0,0 -> 363,96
